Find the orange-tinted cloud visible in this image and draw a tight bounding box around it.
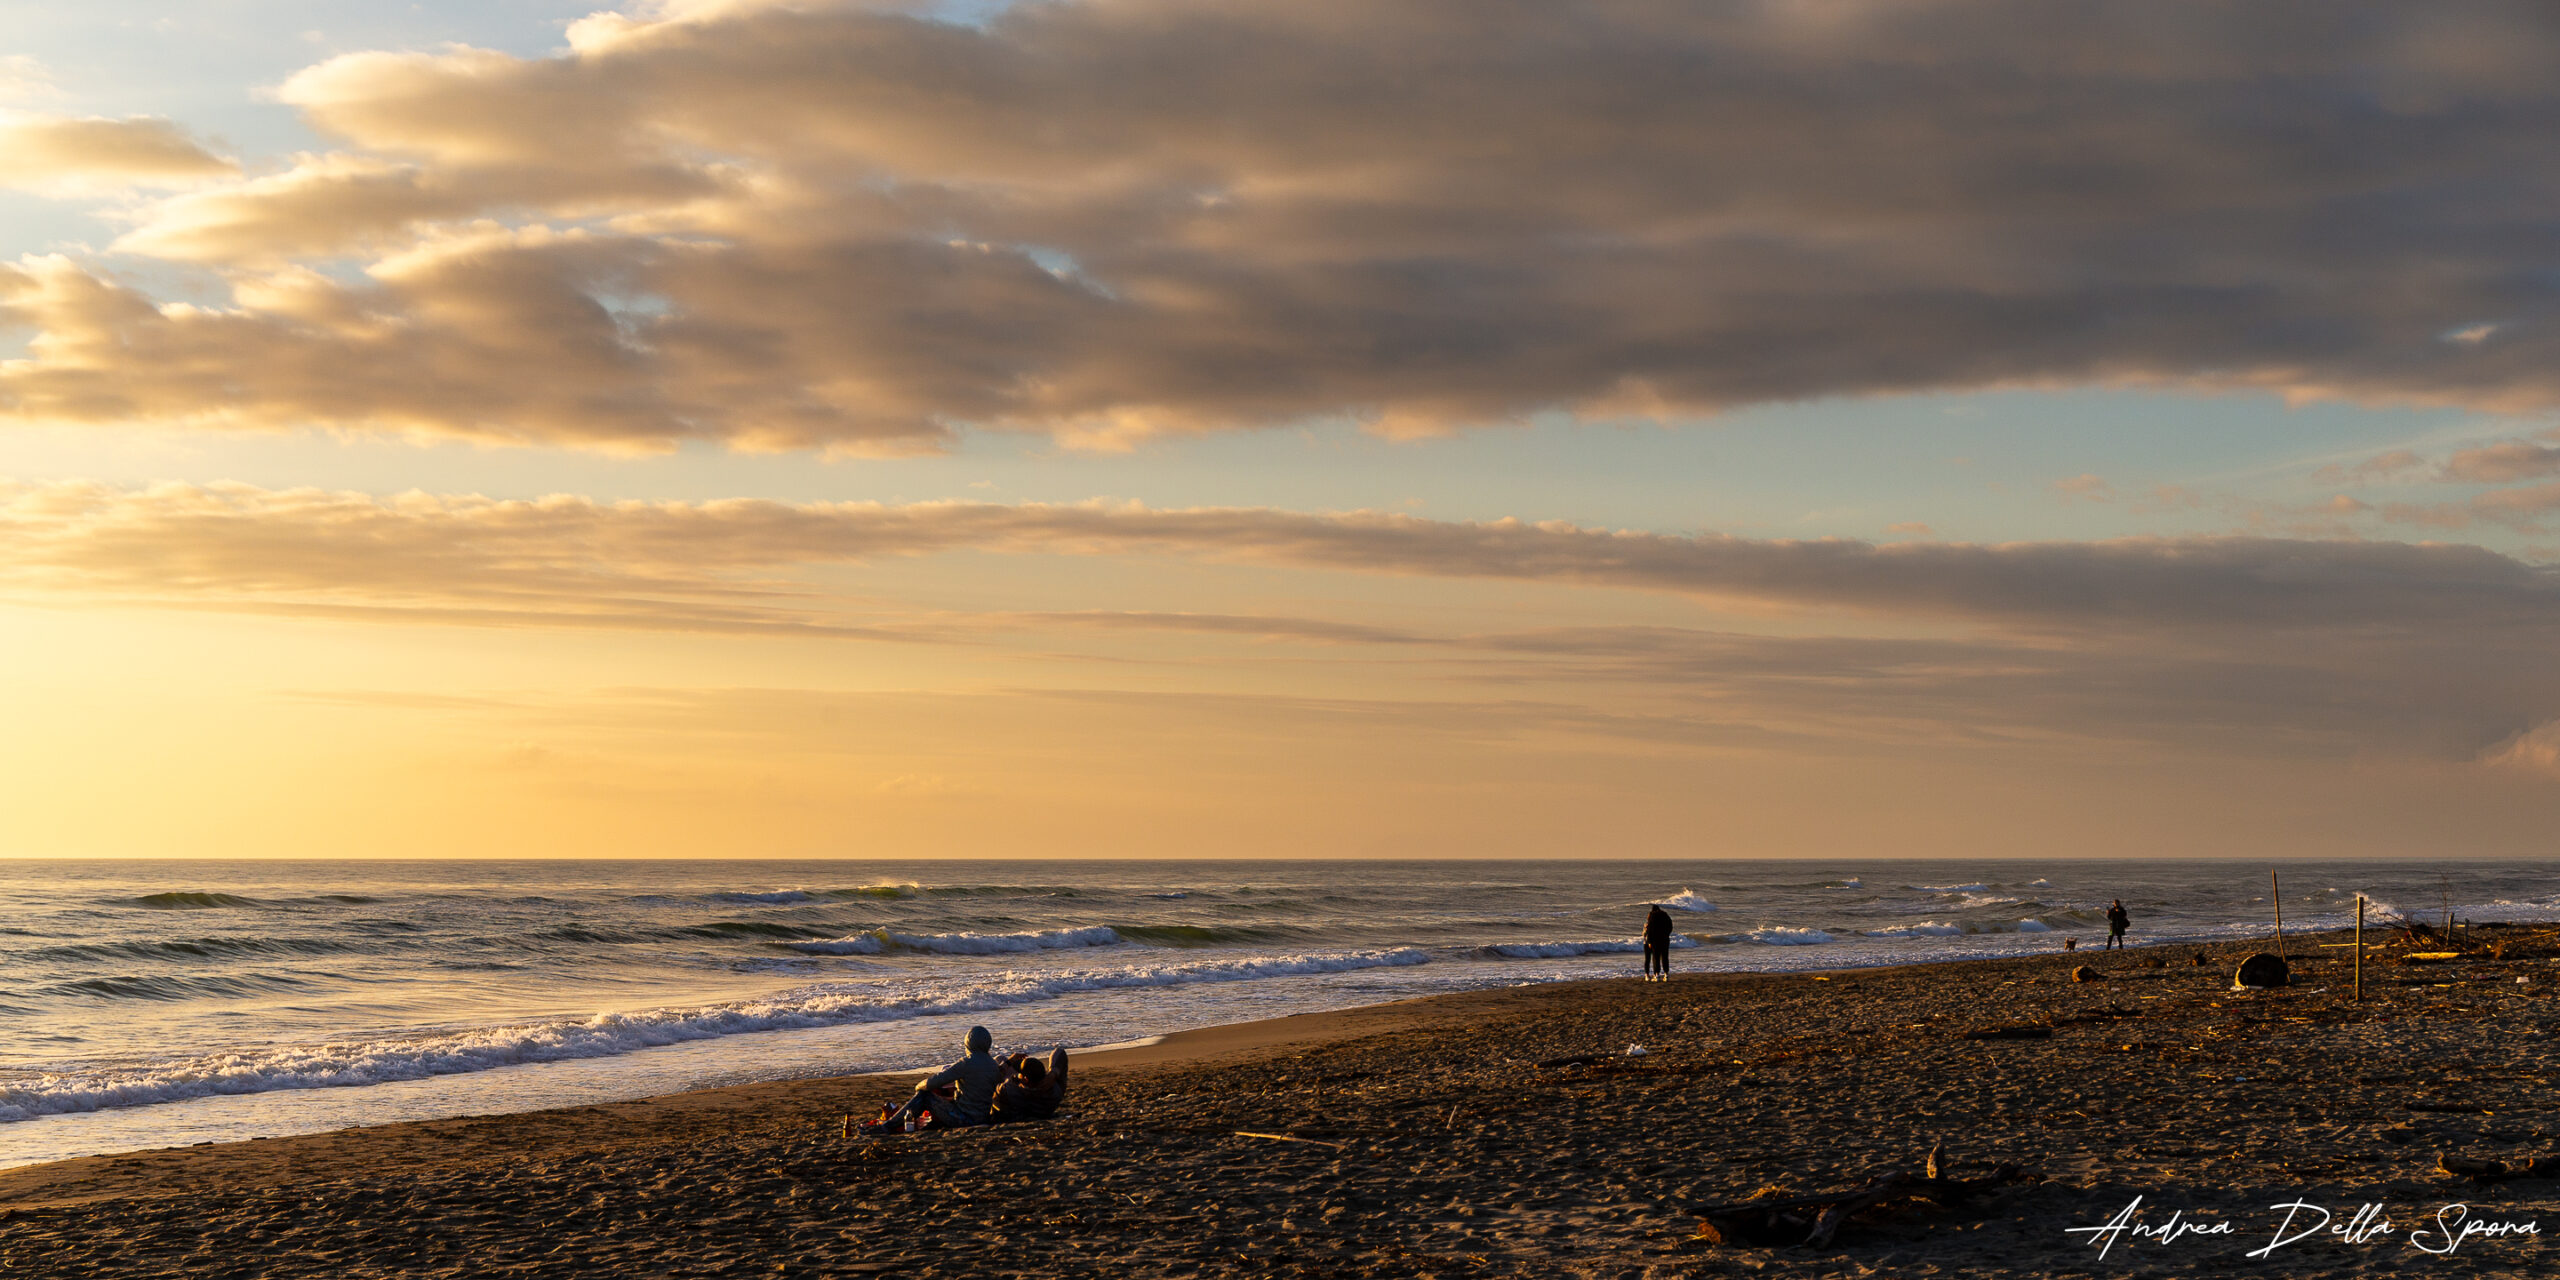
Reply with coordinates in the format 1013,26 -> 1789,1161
0,114 -> 235,192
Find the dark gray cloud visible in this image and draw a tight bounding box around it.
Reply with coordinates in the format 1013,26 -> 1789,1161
6,1 -> 2560,448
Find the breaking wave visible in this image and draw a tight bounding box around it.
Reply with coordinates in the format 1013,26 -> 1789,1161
1476,936 -> 1701,959
1659,890 -> 1718,912
1714,927 -> 1837,946
1862,922 -> 1967,938
0,948 -> 1431,1122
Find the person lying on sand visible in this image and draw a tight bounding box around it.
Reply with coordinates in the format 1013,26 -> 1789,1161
991,1047 -> 1069,1123
884,1025 -> 1006,1130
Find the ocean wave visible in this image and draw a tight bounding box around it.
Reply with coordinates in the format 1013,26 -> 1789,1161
2015,919 -> 2053,933
0,947 -> 1431,1122
1862,922 -> 1967,938
1659,890 -> 1718,912
707,891 -> 820,905
107,892 -> 259,910
1906,883 -> 1992,894
41,972 -> 315,1001
1476,936 -> 1702,959
838,882 -> 920,899
679,921 -> 815,940
26,936 -> 363,964
1707,927 -> 1837,946
1829,878 -> 1863,889
787,925 -> 1125,956
1113,924 -> 1294,947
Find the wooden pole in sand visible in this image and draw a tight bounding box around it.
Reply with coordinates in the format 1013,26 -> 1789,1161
2354,895 -> 2364,1002
2271,870 -> 2287,961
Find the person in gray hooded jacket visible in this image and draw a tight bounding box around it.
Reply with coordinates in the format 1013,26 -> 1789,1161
891,1025 -> 1007,1128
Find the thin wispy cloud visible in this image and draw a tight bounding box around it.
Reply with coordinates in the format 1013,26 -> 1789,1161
12,479 -> 2560,632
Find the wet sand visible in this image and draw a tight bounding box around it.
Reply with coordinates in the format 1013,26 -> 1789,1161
7,928 -> 2559,1277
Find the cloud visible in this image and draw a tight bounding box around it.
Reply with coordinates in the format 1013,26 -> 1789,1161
2381,480 -> 2560,531
12,477 -> 2560,765
10,479 -> 2560,636
2313,448 -> 2427,485
2480,721 -> 2560,780
2052,474 -> 2113,503
0,56 -> 55,104
2442,440 -> 2560,483
0,114 -> 236,192
1,1 -> 2559,448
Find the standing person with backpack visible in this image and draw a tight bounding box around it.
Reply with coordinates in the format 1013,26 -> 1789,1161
1642,904 -> 1675,981
2105,899 -> 2131,951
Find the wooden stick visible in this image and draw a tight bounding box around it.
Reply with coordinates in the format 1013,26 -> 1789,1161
2355,895 -> 2364,1002
1232,1131 -> 1347,1150
2272,870 -> 2287,961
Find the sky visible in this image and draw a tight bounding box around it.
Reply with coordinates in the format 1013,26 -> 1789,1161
5,0 -> 2560,859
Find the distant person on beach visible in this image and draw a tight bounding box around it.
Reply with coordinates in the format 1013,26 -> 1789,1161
992,1047 -> 1070,1123
1643,904 -> 1674,981
889,1025 -> 1006,1129
2106,900 -> 2131,951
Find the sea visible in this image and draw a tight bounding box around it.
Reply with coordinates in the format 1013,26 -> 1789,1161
3,858 -> 2550,1169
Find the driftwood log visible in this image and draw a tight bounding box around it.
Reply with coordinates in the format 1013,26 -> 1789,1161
1695,1147 -> 2035,1247
2438,1152 -> 2560,1182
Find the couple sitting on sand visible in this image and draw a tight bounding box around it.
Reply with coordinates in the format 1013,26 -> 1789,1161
866,1026 -> 1068,1134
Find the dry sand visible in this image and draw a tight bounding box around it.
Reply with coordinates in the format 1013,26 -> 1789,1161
6,927 -> 2560,1277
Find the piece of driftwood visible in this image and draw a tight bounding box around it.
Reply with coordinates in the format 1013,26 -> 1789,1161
1962,1025 -> 2053,1040
2071,965 -> 2101,983
2438,1152 -> 2560,1182
1695,1147 -> 2035,1247
1232,1131 -> 1347,1150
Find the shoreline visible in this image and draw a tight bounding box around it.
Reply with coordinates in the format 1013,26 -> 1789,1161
12,923 -> 2557,1276
8,932 -> 2229,1176
0,928 -> 2406,1187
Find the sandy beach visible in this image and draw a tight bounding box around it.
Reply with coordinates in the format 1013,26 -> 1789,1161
7,927 -> 2558,1278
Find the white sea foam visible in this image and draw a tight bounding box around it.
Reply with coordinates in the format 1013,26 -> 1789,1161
1660,890 -> 1718,912
2028,878 -> 2053,888
1478,936 -> 1700,959
1830,878 -> 1863,889
1743,927 -> 1836,945
1907,883 -> 1992,894
2015,919 -> 2053,933
1863,922 -> 1966,938
0,947 -> 1431,1122
708,891 -> 819,905
788,926 -> 1124,956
